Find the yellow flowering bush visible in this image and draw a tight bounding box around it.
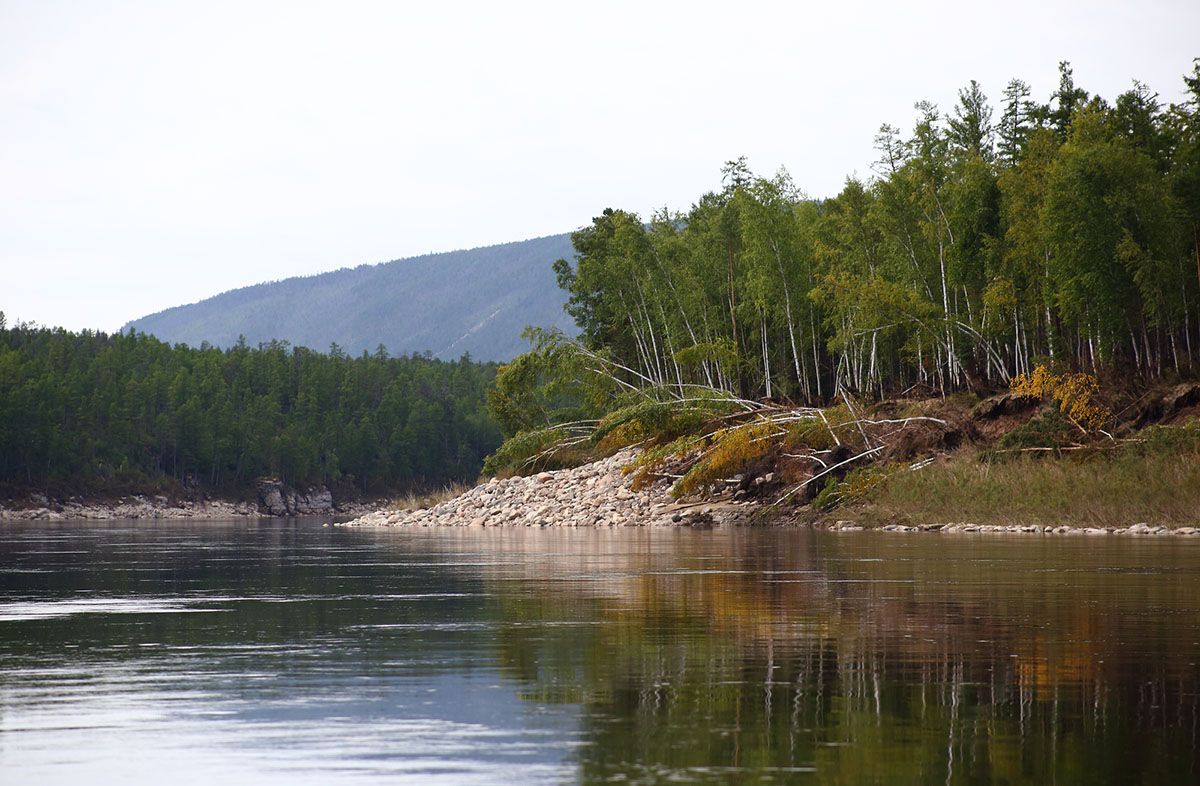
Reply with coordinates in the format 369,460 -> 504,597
1010,364 -> 1109,432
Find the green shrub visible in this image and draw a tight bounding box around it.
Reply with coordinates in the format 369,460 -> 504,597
987,408 -> 1079,458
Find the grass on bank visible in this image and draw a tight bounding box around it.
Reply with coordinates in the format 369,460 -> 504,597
386,481 -> 476,512
848,442 -> 1200,529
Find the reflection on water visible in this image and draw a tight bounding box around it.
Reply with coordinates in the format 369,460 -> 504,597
0,521 -> 1197,784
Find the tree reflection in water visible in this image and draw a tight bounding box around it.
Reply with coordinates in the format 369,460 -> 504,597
1,522 -> 1195,784
443,528 -> 1200,785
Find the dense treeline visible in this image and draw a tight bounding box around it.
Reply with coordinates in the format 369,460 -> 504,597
0,318 -> 502,492
554,62 -> 1200,402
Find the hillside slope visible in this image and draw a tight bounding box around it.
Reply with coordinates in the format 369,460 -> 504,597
123,233 -> 576,361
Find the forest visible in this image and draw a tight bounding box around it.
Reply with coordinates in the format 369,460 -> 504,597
549,62 -> 1200,403
0,319 -> 502,494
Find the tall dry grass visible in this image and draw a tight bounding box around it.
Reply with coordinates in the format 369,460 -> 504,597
855,448 -> 1200,529
387,481 -> 476,512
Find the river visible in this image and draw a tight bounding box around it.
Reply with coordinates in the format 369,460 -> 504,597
1,519 -> 1197,784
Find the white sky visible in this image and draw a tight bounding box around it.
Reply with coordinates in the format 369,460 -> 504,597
3,0 -> 1198,334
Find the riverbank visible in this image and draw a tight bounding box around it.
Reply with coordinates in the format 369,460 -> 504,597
339,377 -> 1200,534
0,479 -> 380,521
341,448 -> 753,529
0,495 -> 259,521
337,444 -> 1200,535
10,381 -> 1200,531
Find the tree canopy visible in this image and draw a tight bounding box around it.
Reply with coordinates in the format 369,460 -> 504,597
0,322 -> 502,493
547,61 -> 1200,404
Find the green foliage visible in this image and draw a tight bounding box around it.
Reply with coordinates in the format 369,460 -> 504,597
784,403 -> 870,453
990,408 -> 1079,455
591,388 -> 742,447
812,464 -> 899,511
483,328 -> 622,475
486,327 -> 586,437
589,400 -> 673,448
542,64 -> 1200,403
673,421 -> 777,499
786,417 -> 838,451
480,426 -> 581,476
482,322 -> 753,477
0,323 -> 502,493
1119,420 -> 1200,457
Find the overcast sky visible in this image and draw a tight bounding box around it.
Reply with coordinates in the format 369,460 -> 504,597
3,0 -> 1198,334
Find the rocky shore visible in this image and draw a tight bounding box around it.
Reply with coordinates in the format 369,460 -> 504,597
340,448 -> 755,529
830,521 -> 1200,536
0,479 -> 377,521
0,495 -> 260,521
338,448 -> 1200,536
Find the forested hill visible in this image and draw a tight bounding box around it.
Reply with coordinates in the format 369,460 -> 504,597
123,233 -> 577,362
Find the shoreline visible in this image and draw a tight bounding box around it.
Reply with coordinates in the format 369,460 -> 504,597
0,496 -> 260,521
340,448 -> 745,530
337,448 -> 1200,536
0,488 -> 380,522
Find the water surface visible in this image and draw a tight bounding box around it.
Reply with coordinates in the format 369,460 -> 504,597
1,520 -> 1197,784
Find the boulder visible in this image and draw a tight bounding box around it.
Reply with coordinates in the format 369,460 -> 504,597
257,479 -> 289,515
256,479 -> 335,516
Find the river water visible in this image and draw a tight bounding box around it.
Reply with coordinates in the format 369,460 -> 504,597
0,520 -> 1197,785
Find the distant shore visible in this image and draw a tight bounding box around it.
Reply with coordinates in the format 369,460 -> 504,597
0,482 -> 380,522
0,495 -> 259,521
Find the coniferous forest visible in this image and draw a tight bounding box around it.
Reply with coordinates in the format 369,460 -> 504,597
551,62 -> 1200,402
0,319 -> 502,494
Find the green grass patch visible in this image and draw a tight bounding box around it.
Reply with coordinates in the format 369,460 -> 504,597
812,464 -> 902,511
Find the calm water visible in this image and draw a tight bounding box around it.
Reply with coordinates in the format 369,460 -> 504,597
0,520 -> 1197,785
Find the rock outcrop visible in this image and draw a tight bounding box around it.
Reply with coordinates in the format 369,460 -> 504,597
256,480 -> 335,516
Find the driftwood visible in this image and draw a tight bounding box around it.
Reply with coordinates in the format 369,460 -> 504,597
774,445 -> 886,505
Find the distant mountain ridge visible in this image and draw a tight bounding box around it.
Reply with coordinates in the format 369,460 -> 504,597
123,233 -> 577,362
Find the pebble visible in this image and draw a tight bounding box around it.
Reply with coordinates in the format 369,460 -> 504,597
0,497 -> 264,521
340,448 -> 694,529
335,450 -> 1200,535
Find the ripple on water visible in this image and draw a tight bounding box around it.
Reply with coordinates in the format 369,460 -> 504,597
0,597 -> 224,622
